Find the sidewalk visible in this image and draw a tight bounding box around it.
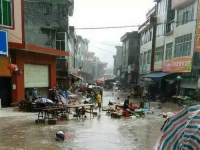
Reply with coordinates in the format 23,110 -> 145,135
0,107 -> 37,118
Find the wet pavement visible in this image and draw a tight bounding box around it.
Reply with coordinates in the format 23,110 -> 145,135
0,91 -> 183,150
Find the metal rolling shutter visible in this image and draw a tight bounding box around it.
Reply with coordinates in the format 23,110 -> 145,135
24,64 -> 49,88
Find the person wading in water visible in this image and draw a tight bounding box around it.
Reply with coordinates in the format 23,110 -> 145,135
97,92 -> 102,112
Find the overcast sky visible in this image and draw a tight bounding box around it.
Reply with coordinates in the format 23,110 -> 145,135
70,0 -> 155,68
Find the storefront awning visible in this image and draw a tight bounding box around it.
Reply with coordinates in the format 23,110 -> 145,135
142,72 -> 171,84
142,72 -> 171,78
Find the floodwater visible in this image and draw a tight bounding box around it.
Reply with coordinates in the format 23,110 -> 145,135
0,91 -> 182,150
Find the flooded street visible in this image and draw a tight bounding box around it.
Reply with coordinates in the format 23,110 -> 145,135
0,91 -> 182,150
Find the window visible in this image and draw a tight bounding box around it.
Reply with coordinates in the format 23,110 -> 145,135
147,50 -> 151,64
140,53 -> 143,66
156,24 -> 165,37
44,3 -> 52,15
177,3 -> 194,27
165,43 -> 173,60
155,46 -> 164,61
143,52 -> 147,65
174,33 -> 192,58
0,0 -> 12,27
140,28 -> 152,45
157,0 -> 166,15
56,32 -> 66,51
126,40 -> 129,50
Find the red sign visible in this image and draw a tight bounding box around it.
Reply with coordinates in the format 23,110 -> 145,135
194,0 -> 200,52
163,61 -> 171,72
171,57 -> 192,73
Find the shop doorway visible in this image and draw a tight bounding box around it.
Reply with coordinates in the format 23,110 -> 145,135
0,77 -> 12,107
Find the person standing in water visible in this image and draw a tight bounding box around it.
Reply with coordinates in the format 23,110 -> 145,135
32,87 -> 38,101
97,92 -> 102,112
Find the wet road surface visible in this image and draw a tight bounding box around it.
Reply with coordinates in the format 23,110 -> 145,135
0,91 -> 182,150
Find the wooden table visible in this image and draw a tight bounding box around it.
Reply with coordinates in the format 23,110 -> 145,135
37,104 -> 94,122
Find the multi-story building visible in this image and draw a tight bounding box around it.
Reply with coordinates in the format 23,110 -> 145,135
121,31 -> 140,84
0,0 -> 73,106
76,36 -> 89,79
165,0 -> 198,95
154,0 -> 175,72
113,46 -> 122,76
84,52 -> 95,81
97,62 -> 108,79
138,6 -> 157,76
140,0 -> 200,96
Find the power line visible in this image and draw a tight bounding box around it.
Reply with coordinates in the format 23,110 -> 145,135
92,41 -> 122,47
72,19 -> 199,30
95,47 -> 115,54
74,25 -> 140,30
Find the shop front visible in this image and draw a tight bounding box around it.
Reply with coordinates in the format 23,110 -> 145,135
10,50 -> 57,103
0,57 -> 12,107
0,30 -> 12,107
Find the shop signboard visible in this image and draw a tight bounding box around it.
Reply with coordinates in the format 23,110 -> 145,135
171,57 -> 192,73
194,0 -> 200,52
163,61 -> 171,72
0,30 -> 8,57
142,66 -> 147,73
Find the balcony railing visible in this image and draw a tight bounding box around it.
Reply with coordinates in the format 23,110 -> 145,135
146,6 -> 156,18
138,17 -> 156,33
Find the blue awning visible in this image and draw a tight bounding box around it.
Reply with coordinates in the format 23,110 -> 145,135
142,72 -> 171,78
142,72 -> 171,84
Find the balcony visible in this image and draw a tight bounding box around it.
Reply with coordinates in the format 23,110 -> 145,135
146,6 -> 156,18
138,17 -> 156,33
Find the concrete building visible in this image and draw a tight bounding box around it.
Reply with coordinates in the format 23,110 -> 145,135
139,0 -> 200,97
0,0 -> 72,106
154,0 -> 175,72
76,36 -> 90,80
164,0 -> 198,95
92,57 -> 107,80
138,6 -> 157,75
84,52 -> 95,81
121,31 -> 140,84
113,46 -> 122,76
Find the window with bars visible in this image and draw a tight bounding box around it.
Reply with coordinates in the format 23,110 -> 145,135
155,46 -> 164,61
177,3 -> 194,27
174,33 -> 192,58
56,32 -> 66,51
165,42 -> 173,60
0,0 -> 12,27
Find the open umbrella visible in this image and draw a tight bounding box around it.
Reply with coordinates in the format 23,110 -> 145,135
155,105 -> 200,150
